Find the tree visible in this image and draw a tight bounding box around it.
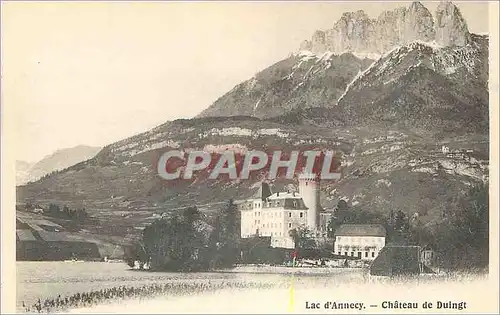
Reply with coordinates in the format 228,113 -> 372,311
209,199 -> 241,268
139,206 -> 209,272
327,200 -> 349,238
183,206 -> 201,224
327,201 -> 386,238
129,200 -> 244,272
435,183 -> 489,270
124,243 -> 148,268
289,226 -> 316,249
394,210 -> 409,232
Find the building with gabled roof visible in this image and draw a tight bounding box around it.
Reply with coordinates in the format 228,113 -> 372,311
334,224 -> 386,260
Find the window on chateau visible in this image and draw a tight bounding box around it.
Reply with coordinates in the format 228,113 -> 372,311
288,223 -> 292,228
351,252 -> 354,256
372,252 -> 375,258
300,212 -> 303,218
365,252 -> 368,258
288,212 -> 291,218
345,252 -> 348,256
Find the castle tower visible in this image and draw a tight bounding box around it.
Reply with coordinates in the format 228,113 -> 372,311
298,173 -> 320,231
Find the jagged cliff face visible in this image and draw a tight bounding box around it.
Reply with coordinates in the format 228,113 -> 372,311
435,1 -> 471,46
302,1 -> 470,55
405,2 -> 436,43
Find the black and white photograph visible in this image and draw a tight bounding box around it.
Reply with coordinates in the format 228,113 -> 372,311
1,1 -> 498,313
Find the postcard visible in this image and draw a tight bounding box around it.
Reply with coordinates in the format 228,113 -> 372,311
1,1 -> 498,313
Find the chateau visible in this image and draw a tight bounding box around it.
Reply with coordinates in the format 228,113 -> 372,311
239,173 -> 332,249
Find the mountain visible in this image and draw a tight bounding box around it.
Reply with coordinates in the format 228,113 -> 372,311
336,34 -> 488,134
17,116 -> 489,240
199,2 -> 485,124
17,145 -> 102,185
16,1 -> 489,246
16,161 -> 34,186
302,1 -> 471,55
198,52 -> 374,119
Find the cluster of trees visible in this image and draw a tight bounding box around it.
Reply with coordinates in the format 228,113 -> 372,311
23,203 -> 89,222
326,200 -> 387,238
46,204 -> 89,221
421,184 -> 489,270
326,183 -> 489,270
125,199 -> 241,272
289,226 -> 316,249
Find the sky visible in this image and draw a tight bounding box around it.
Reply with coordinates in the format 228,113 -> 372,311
2,1 -> 490,163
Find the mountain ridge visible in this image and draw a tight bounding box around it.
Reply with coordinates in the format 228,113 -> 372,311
17,145 -> 102,186
16,1 -> 489,246
300,1 -> 472,56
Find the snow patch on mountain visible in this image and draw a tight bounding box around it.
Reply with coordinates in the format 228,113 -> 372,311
336,37 -> 484,106
351,52 -> 382,60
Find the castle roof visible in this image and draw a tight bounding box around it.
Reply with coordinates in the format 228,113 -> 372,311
267,192 -> 301,200
335,224 -> 386,237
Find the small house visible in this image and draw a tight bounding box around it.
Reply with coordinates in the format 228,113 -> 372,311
334,224 -> 386,260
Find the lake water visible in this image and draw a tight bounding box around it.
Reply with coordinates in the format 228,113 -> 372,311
16,262 -> 493,313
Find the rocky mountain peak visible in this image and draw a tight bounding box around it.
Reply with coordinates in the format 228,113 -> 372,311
311,30 -> 327,54
301,1 -> 471,55
405,1 -> 435,43
435,0 -> 471,46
